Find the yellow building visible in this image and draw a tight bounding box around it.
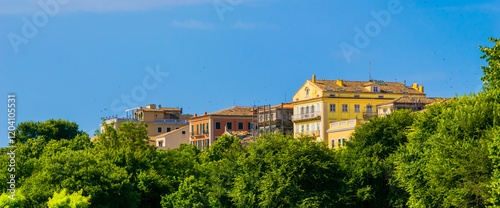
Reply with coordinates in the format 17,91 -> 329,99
292,75 -> 425,148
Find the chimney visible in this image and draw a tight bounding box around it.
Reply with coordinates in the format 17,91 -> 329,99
312,75 -> 316,83
194,113 -> 197,117
158,104 -> 162,109
204,111 -> 207,115
412,83 -> 419,91
418,85 -> 424,93
336,79 -> 344,87
146,104 -> 156,109
180,108 -> 183,114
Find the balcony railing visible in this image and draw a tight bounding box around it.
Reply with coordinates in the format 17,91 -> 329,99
191,134 -> 209,139
292,112 -> 321,121
330,119 -> 359,129
154,119 -> 189,124
104,118 -> 139,124
294,130 -> 320,137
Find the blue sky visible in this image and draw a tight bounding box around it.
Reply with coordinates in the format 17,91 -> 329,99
1,0 -> 499,146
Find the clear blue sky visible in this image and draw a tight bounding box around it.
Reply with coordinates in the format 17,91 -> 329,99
1,0 -> 499,146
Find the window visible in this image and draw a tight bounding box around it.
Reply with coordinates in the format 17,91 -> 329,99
306,88 -> 310,99
197,124 -> 199,134
191,125 -> 194,136
227,122 -> 232,130
306,124 -> 310,132
306,106 -> 309,114
354,95 -> 360,98
182,131 -> 186,135
157,127 -> 162,133
238,122 -> 244,130
158,141 -> 163,147
248,122 -> 253,130
206,122 -> 209,133
311,123 -> 314,132
354,105 -> 360,113
342,104 -> 348,112
311,105 -> 315,113
367,104 -> 373,113
342,138 -> 346,146
166,127 -> 171,132
330,104 -> 336,112
317,122 -> 320,131
338,138 -> 342,147
378,95 -> 384,98
175,127 -> 180,130
201,123 -> 205,134
330,94 -> 336,97
331,139 -> 335,148
373,86 -> 379,92
301,107 -> 304,114
301,124 -> 304,133
206,139 -> 209,149
215,122 -> 221,130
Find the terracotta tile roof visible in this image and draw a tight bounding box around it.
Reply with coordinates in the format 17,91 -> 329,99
270,103 -> 293,109
208,106 -> 254,116
311,80 -> 425,95
378,97 -> 448,106
224,130 -> 251,137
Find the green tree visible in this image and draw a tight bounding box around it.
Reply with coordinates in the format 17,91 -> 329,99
337,109 -> 416,207
394,93 -> 499,208
480,38 -> 500,92
14,119 -> 84,144
46,189 -> 90,208
231,134 -> 343,207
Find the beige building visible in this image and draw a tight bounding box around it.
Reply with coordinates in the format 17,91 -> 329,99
377,97 -> 447,116
100,104 -> 192,145
154,125 -> 190,150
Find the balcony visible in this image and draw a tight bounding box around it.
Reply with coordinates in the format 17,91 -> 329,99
154,119 -> 189,124
292,112 -> 321,122
104,118 -> 139,124
294,130 -> 320,137
328,119 -> 363,133
191,133 -> 209,139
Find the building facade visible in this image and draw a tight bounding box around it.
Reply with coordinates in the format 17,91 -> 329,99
189,106 -> 254,150
292,75 -> 426,148
101,104 -> 192,145
154,125 -> 190,150
255,103 -> 294,135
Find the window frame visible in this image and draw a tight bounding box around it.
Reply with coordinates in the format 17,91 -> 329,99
215,122 -> 221,130
330,104 -> 336,112
354,104 -> 360,113
238,122 -> 244,130
342,104 -> 348,112
227,122 -> 233,130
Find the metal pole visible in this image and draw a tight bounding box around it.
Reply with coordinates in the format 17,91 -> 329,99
268,105 -> 271,134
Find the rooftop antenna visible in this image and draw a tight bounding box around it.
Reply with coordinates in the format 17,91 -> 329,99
369,61 -> 373,82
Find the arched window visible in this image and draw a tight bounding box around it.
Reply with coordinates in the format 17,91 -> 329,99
305,88 -> 310,99
306,106 -> 309,114
311,105 -> 315,113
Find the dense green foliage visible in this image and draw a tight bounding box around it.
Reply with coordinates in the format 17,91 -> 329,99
1,37 -> 499,207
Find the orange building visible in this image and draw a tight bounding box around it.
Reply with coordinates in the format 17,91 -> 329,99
189,106 -> 254,150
